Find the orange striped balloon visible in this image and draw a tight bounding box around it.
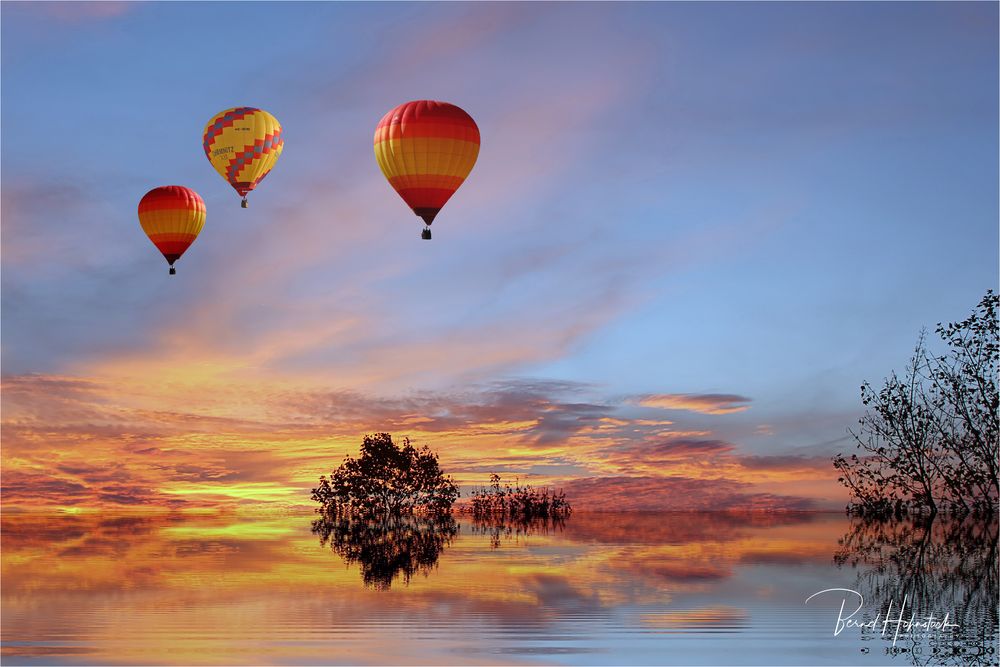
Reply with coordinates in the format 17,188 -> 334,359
138,186 -> 206,275
374,100 -> 480,238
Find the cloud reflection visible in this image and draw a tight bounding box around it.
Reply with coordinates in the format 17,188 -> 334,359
19,511 -> 983,664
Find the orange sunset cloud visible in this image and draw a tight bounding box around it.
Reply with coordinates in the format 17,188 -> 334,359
635,394 -> 753,415
1,370 -> 845,513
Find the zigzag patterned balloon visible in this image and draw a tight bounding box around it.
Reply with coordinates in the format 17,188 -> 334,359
203,107 -> 283,207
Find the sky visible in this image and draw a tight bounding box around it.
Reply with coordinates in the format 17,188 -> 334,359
2,1 -> 997,513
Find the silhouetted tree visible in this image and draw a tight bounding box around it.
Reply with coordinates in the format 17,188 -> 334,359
311,512 -> 458,589
834,291 -> 998,517
311,433 -> 459,516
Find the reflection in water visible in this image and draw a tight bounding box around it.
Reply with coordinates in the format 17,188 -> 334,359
311,512 -> 458,589
468,514 -> 567,549
834,516 -> 999,665
1,510 -> 996,665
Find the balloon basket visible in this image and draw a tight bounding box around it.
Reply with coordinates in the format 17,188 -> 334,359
169,267 -> 176,275
421,227 -> 432,240
241,198 -> 248,208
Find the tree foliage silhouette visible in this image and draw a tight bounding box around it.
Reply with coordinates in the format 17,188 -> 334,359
834,291 -> 998,517
312,433 -> 459,516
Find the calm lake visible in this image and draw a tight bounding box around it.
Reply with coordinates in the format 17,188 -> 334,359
2,511 -> 996,665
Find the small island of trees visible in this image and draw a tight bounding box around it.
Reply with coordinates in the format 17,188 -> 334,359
311,433 -> 574,586
312,432 -> 573,521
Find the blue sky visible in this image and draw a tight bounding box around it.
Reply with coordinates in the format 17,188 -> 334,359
2,1 -> 997,510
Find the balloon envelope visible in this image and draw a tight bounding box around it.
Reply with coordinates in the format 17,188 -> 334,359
138,186 -> 205,270
374,100 -> 480,226
203,107 -> 283,202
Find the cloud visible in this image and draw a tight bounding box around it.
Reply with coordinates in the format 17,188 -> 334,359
644,439 -> 735,457
636,393 -> 753,415
2,2 -> 667,395
11,2 -> 135,22
592,438 -> 736,477
1,469 -> 177,510
1,372 -> 844,511
737,454 -> 833,473
1,182 -> 84,270
562,476 -> 815,512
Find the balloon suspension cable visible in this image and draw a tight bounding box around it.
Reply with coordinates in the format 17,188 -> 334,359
169,266 -> 176,276
241,197 -> 248,208
421,226 -> 432,240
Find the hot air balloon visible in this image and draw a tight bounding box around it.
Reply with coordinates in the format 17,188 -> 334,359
138,186 -> 206,275
374,100 -> 480,239
203,107 -> 283,208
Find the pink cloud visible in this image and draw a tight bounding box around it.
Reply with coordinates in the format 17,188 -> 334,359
636,393 -> 752,415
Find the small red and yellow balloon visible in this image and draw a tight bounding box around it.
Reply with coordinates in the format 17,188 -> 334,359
138,186 -> 206,275
374,100 -> 480,239
203,107 -> 284,208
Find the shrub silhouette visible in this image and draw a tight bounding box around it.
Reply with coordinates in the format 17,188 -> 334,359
468,473 -> 572,521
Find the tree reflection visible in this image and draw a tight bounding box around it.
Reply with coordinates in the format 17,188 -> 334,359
835,515 -> 998,665
468,514 -> 567,549
311,512 -> 458,590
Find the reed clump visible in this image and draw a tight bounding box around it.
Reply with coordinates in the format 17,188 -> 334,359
468,473 -> 572,520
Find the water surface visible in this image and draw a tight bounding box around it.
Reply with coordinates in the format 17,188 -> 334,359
2,511 -> 995,665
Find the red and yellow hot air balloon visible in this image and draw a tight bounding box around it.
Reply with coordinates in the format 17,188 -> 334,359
138,186 -> 206,275
374,100 -> 480,239
203,107 -> 283,208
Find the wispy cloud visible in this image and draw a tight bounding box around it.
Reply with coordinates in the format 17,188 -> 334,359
1,1 -> 668,393
11,2 -> 135,22
636,394 -> 753,415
